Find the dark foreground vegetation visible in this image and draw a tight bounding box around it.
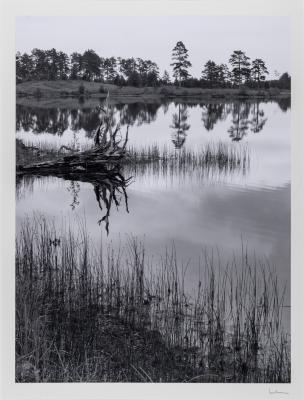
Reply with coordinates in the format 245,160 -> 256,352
16,216 -> 290,383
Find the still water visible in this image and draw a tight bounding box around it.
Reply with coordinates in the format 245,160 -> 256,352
16,99 -> 291,303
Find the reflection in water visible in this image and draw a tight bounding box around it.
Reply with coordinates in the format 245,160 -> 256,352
93,173 -> 130,234
16,99 -> 289,144
250,101 -> 267,133
69,172 -> 131,234
17,171 -> 132,235
277,97 -> 291,112
170,104 -> 190,149
116,102 -> 160,126
201,103 -> 225,131
228,102 -> 251,141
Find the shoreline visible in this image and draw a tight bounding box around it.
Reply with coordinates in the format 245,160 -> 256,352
16,80 -> 291,104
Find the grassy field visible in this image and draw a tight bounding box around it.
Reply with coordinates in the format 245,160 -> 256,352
16,215 -> 290,383
16,80 -> 291,101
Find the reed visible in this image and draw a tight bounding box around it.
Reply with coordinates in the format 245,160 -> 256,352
125,142 -> 250,179
16,216 -> 289,383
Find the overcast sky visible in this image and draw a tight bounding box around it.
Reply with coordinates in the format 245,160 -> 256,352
16,16 -> 290,79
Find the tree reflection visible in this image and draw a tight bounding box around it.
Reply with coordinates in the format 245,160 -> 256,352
250,101 -> 267,133
16,103 -> 162,137
277,97 -> 291,112
16,99 -> 278,144
64,171 -> 131,235
170,104 -> 190,149
117,102 -> 160,126
201,103 -> 224,131
16,106 -> 69,135
227,102 -> 251,141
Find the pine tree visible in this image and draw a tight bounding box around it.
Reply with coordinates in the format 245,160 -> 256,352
102,57 -> 117,82
201,60 -> 219,87
251,59 -> 269,86
70,52 -> 83,80
171,41 -> 192,86
229,50 -> 251,87
162,70 -> 171,85
82,49 -> 101,81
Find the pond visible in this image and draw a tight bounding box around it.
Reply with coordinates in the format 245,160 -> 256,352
16,98 -> 291,309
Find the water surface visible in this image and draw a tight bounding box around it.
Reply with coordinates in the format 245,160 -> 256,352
16,99 -> 291,306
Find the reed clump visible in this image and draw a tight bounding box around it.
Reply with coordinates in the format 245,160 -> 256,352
126,142 -> 250,178
16,216 -> 289,383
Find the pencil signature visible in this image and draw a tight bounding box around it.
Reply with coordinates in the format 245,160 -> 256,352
269,388 -> 289,395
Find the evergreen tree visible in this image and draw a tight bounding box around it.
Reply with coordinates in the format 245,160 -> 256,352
229,50 -> 251,86
171,41 -> 192,86
217,64 -> 231,87
57,51 -> 70,80
70,52 -> 83,80
82,49 -> 101,81
251,59 -> 269,86
119,58 -> 138,79
46,48 -> 59,80
278,72 -> 291,89
161,70 -> 171,85
201,60 -> 219,87
102,57 -> 117,82
31,48 -> 49,80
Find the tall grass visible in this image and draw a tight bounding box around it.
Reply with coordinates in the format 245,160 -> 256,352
125,142 -> 250,180
16,216 -> 289,383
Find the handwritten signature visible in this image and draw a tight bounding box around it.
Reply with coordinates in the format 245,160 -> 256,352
269,388 -> 289,395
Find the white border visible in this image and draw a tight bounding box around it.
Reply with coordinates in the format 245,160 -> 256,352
1,1 -> 303,399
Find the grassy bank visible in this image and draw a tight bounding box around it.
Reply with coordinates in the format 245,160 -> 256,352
16,216 -> 290,383
16,80 -> 291,101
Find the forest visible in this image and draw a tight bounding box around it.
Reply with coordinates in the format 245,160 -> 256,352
16,42 -> 291,90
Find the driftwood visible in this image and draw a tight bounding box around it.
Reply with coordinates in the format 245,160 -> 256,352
17,93 -> 129,175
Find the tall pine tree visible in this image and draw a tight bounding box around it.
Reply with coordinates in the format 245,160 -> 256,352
171,41 -> 192,86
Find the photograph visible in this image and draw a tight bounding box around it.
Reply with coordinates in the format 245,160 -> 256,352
15,14 -> 291,384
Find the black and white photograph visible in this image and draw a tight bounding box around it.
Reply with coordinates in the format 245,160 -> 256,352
13,13 -> 293,385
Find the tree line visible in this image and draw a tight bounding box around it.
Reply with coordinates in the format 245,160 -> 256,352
16,42 -> 290,89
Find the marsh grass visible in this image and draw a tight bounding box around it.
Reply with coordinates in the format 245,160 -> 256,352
16,138 -> 250,180
125,142 -> 250,178
16,216 -> 289,383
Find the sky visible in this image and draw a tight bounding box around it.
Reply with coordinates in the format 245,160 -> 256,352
16,16 -> 290,79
